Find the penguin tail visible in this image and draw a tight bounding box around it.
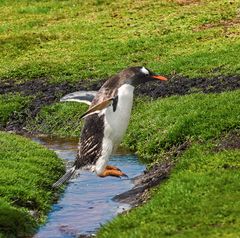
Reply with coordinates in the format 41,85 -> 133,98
52,166 -> 76,188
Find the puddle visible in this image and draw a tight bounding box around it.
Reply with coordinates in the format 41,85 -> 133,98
32,136 -> 145,238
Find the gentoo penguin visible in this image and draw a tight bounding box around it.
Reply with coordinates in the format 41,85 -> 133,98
53,66 -> 167,188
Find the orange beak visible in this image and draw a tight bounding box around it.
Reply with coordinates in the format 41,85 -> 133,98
151,75 -> 168,81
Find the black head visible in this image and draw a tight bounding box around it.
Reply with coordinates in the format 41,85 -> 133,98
119,66 -> 167,86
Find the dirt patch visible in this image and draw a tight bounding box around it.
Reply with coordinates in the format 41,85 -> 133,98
194,13 -> 240,38
214,130 -> 240,152
113,141 -> 189,206
197,16 -> 240,31
135,75 -> 240,99
1,75 -> 240,132
113,159 -> 172,206
1,75 -> 240,101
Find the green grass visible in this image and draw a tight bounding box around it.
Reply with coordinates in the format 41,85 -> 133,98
98,143 -> 240,238
26,102 -> 88,136
0,132 -> 65,237
0,93 -> 30,128
0,0 -> 240,82
124,90 -> 240,163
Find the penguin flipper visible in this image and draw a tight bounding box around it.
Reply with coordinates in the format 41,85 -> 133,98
60,91 -> 97,105
80,97 -> 114,119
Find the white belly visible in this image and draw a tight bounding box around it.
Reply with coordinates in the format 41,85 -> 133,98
103,84 -> 134,151
95,84 -> 134,175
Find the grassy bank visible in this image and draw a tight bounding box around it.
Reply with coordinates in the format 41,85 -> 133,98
0,0 -> 240,82
124,91 -> 240,163
98,142 -> 240,238
0,132 -> 65,237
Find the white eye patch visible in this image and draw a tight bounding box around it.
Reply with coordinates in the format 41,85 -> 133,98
140,67 -> 149,75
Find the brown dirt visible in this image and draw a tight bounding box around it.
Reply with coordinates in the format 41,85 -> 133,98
1,75 -> 240,132
214,130 -> 240,152
197,16 -> 240,31
113,141 -> 189,206
135,75 -> 240,98
194,13 -> 240,38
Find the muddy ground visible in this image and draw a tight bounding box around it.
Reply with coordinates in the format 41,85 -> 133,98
1,74 -> 240,131
113,141 -> 189,206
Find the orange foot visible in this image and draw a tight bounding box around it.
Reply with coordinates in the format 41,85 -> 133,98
99,165 -> 128,178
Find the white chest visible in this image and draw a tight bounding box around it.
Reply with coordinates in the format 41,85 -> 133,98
103,84 -> 134,147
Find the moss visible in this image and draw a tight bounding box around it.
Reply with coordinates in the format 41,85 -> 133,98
0,93 -> 30,128
0,132 -> 65,237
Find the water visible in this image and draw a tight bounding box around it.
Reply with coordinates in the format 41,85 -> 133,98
32,136 -> 145,238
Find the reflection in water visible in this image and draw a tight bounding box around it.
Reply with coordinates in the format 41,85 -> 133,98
32,136 -> 145,238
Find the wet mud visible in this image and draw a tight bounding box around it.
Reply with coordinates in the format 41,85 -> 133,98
113,141 -> 189,206
1,74 -> 240,132
1,75 -> 240,101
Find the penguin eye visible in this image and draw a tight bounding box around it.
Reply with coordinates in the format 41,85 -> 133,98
140,67 -> 150,76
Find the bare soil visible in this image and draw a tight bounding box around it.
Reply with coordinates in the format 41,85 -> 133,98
113,141 -> 189,206
1,74 -> 240,132
215,130 -> 240,152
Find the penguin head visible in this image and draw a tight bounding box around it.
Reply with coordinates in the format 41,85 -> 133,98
120,66 -> 167,86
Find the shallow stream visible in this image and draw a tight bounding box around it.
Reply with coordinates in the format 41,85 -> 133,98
31,136 -> 145,238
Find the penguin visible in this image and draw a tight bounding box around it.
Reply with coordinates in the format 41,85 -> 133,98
53,66 -> 167,188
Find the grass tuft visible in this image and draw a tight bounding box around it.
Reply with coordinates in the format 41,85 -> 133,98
26,102 -> 88,136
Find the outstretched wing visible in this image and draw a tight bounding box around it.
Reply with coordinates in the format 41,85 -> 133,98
79,75 -> 122,118
60,91 -> 97,105
80,97 -> 119,119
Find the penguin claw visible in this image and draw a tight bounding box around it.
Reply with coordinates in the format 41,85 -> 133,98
121,173 -> 128,178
